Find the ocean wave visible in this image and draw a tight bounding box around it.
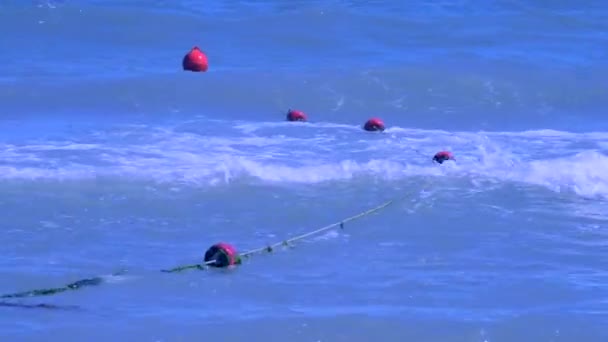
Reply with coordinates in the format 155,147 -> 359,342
1,121 -> 608,200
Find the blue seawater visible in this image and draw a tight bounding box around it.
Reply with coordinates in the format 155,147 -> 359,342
1,0 -> 608,340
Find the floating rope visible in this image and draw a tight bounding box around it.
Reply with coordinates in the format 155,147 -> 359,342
161,197 -> 398,273
241,198 -> 395,258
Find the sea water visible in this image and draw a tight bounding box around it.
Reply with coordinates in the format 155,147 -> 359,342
1,1 -> 607,341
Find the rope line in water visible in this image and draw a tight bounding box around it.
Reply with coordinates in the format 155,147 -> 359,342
0,301 -> 79,310
241,197 -> 395,258
0,270 -> 126,300
161,196 -> 401,273
0,194 -> 411,301
159,259 -> 219,273
0,277 -> 102,299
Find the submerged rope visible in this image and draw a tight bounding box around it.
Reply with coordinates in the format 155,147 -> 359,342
161,197 -> 399,273
160,259 -> 219,273
0,301 -> 79,310
0,270 -> 126,300
1,277 -> 102,299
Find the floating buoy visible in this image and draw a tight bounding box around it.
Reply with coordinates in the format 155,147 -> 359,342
182,46 -> 208,72
433,151 -> 454,164
286,109 -> 307,122
204,243 -> 240,268
363,118 -> 385,132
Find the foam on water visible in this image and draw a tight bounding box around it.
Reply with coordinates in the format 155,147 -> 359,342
2,120 -> 608,200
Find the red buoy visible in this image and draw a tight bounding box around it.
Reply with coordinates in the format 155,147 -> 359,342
433,151 -> 455,164
363,118 -> 385,132
204,242 -> 240,267
182,46 -> 208,72
286,109 -> 307,122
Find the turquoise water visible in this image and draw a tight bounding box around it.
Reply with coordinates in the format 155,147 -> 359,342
1,1 -> 608,341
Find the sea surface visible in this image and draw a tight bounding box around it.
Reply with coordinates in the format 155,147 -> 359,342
1,0 -> 608,341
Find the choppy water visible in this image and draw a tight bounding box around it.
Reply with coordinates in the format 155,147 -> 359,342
1,1 -> 608,341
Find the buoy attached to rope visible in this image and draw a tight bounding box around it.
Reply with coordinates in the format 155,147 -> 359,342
0,197 -> 404,309
433,151 -> 454,164
286,109 -> 307,122
204,242 -> 240,268
161,197 -> 399,273
0,196 -> 410,312
363,118 -> 385,132
182,46 -> 208,72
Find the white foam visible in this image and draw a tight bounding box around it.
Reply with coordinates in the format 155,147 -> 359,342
518,151 -> 608,198
233,120 -> 359,134
1,122 -> 608,200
